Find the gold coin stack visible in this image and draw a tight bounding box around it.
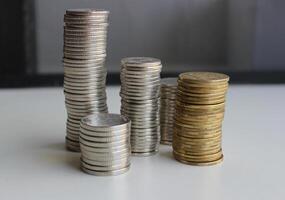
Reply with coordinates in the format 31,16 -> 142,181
173,72 -> 229,166
160,78 -> 177,145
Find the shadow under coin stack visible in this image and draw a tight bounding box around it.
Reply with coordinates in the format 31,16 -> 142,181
63,9 -> 109,151
173,72 -> 229,166
160,78 -> 177,145
79,113 -> 131,176
120,57 -> 162,156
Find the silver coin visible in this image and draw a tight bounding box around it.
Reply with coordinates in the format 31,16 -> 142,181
121,57 -> 161,67
80,126 -> 130,137
64,70 -> 106,77
80,113 -> 130,131
64,36 -> 107,43
64,88 -> 106,95
64,48 -> 106,55
66,106 -> 108,114
131,151 -> 158,157
81,147 -> 130,158
63,61 -> 105,68
64,53 -> 106,60
81,160 -> 129,172
64,84 -> 106,92
80,143 -> 129,153
121,70 -> 161,77
81,165 -> 130,176
64,72 -> 107,79
65,102 -> 106,110
81,156 -> 130,168
81,148 -> 130,161
80,137 -> 129,149
64,91 -> 106,98
65,95 -> 107,102
66,133 -> 79,141
64,28 -> 107,34
81,154 -> 130,164
80,132 -> 129,143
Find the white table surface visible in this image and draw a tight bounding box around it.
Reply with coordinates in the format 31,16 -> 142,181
1,85 -> 285,200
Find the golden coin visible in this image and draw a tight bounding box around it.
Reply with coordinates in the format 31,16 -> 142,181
178,86 -> 228,96
178,88 -> 228,96
174,120 -> 222,129
178,80 -> 228,89
175,100 -> 225,109
178,72 -> 230,84
174,123 -> 222,133
173,131 -> 221,141
176,98 -> 226,105
174,128 -> 221,135
176,111 -> 224,118
174,130 -> 221,139
177,89 -> 227,98
173,151 -> 222,163
174,120 -> 223,128
173,139 -> 221,150
175,112 -> 224,121
175,112 -> 224,120
173,143 -> 222,153
173,142 -> 222,151
174,147 -> 222,156
173,153 -> 223,166
173,137 -> 221,147
174,119 -> 223,127
173,149 -> 222,159
176,97 -> 226,105
175,108 -> 225,116
174,118 -> 223,125
175,107 -> 225,116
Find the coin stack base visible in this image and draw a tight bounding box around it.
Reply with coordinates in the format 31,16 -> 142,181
80,113 -> 131,176
63,9 -> 109,151
173,72 -> 229,166
160,78 -> 177,145
120,57 -> 162,156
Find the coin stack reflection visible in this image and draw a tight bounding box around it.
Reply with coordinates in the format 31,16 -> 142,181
173,72 -> 229,166
63,9 -> 109,151
80,114 -> 131,176
120,57 -> 162,156
160,78 -> 177,145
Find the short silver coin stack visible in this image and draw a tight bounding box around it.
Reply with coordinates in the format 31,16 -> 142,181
120,57 -> 162,156
160,78 -> 177,145
63,9 -> 109,151
80,113 -> 131,176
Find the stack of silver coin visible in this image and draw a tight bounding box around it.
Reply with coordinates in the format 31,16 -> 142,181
80,113 -> 131,176
120,57 -> 162,156
160,78 -> 177,145
63,9 -> 109,151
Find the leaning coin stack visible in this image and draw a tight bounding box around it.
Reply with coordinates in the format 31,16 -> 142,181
63,9 -> 109,151
120,57 -> 162,156
173,72 -> 229,166
80,113 -> 131,176
160,78 -> 177,145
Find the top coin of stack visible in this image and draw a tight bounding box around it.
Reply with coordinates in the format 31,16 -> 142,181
120,57 -> 162,156
160,77 -> 177,145
80,113 -> 131,176
173,72 -> 229,166
63,9 -> 109,152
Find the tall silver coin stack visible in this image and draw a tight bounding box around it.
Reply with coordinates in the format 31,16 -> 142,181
63,9 -> 109,151
80,114 -> 131,176
120,57 -> 162,156
160,78 -> 177,145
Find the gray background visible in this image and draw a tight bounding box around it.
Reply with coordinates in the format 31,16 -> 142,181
35,0 -> 285,74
